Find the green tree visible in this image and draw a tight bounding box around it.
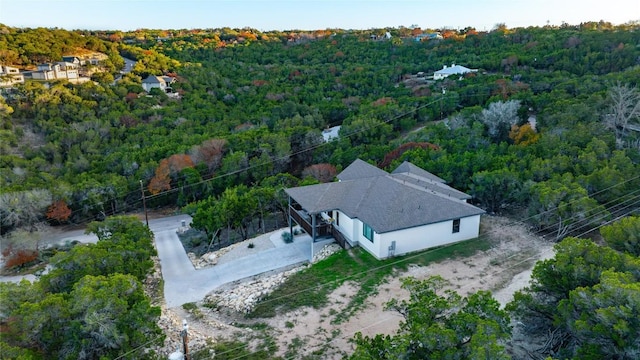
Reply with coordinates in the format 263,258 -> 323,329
351,276 -> 511,360
189,195 -> 224,246
218,185 -> 257,240
41,216 -> 155,293
469,169 -> 522,213
559,270 -> 640,359
508,236 -> 640,359
601,216 -> 640,256
528,174 -> 608,240
65,274 -> 163,359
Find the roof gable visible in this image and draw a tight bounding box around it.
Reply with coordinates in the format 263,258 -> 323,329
336,159 -> 388,181
286,159 -> 483,233
392,161 -> 445,183
435,64 -> 476,75
142,75 -> 164,84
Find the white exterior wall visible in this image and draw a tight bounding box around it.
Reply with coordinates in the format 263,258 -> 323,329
331,211 -> 482,261
32,70 -> 56,80
0,66 -> 24,86
333,211 -> 381,258
333,210 -> 357,246
142,82 -> 165,92
356,220 -> 381,257
65,69 -> 79,79
376,215 -> 481,259
433,72 -> 447,80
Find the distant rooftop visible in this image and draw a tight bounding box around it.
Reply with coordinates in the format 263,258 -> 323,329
322,125 -> 341,142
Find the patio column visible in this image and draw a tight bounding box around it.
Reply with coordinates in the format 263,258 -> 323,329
311,213 -> 316,262
288,195 -> 293,237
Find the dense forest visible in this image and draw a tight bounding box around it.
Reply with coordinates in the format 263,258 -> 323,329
1,22 -> 640,358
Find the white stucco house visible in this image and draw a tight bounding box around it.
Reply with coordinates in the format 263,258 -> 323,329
141,75 -> 176,92
0,65 -> 25,87
321,125 -> 341,142
433,64 -> 478,80
28,63 -> 79,81
285,159 -> 485,260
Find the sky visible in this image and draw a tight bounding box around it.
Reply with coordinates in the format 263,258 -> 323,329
0,0 -> 638,32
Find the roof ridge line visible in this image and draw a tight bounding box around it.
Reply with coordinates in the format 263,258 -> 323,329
386,174 -> 467,202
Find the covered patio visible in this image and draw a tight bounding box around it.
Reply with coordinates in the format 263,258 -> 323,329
287,197 -> 349,249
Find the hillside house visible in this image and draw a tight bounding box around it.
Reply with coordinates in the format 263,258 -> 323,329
415,32 -> 443,41
142,75 -> 176,92
322,125 -> 341,142
434,64 -> 478,80
285,159 -> 484,260
62,56 -> 81,65
0,65 -> 25,87
63,53 -> 107,66
28,63 -> 79,81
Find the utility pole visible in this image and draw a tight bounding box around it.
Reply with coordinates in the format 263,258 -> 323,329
181,319 -> 189,360
140,180 -> 149,227
440,87 -> 446,120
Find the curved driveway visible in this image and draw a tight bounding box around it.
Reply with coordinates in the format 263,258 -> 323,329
1,215 -> 314,308
154,215 -> 312,308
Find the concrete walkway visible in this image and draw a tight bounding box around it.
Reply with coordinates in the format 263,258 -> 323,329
157,220 -> 331,308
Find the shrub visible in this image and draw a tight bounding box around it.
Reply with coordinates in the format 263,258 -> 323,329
281,232 -> 293,243
182,302 -> 198,311
248,242 -> 255,249
285,321 -> 295,328
4,248 -> 39,269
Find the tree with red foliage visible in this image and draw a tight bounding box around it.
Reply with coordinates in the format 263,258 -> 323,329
148,154 -> 195,195
379,142 -> 440,168
189,138 -> 227,171
46,200 -> 72,224
372,97 -> 394,107
302,163 -> 338,183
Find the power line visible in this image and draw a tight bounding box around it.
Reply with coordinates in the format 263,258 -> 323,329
32,94 -> 446,226
113,335 -> 164,360
218,204 -> 640,360
189,186 -> 640,360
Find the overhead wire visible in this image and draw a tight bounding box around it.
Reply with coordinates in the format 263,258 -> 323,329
280,204 -> 640,360
21,83 -> 632,359
47,93 -> 450,225
189,182 -> 640,360
216,199 -> 640,360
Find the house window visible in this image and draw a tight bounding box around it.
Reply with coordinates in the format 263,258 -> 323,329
363,223 -> 374,242
335,211 -> 340,226
452,219 -> 461,233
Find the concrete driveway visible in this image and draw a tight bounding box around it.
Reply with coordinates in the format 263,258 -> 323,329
1,215 -> 316,308
154,215 -> 314,308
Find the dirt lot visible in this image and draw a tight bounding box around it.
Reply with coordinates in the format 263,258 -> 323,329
161,215 -> 555,359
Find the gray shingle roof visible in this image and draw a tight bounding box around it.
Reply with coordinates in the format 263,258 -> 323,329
286,159 -> 484,233
389,173 -> 471,200
336,159 -> 388,181
392,161 -> 446,183
435,64 -> 476,75
142,75 -> 164,84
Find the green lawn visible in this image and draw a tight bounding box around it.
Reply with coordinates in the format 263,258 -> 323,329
248,238 -> 491,321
